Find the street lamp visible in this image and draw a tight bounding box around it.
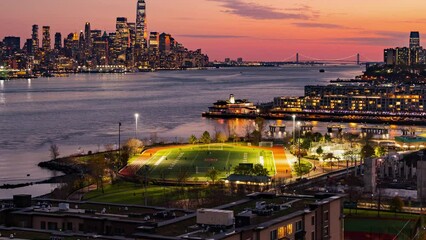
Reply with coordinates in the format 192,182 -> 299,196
134,113 -> 139,139
292,115 -> 296,147
297,121 -> 301,177
118,122 -> 122,163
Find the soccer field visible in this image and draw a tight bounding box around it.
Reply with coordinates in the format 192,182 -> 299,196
137,144 -> 276,181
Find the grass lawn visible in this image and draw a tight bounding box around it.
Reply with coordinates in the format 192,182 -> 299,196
136,144 -> 276,181
344,209 -> 419,237
83,182 -> 180,205
293,159 -> 313,176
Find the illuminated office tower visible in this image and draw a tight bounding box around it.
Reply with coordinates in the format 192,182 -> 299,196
136,0 -> 147,48
42,26 -> 51,51
159,33 -> 171,53
128,22 -> 136,47
54,32 -> 62,50
410,31 -> 420,49
90,30 -> 102,40
31,25 -> 39,54
396,47 -> 410,66
149,32 -> 159,52
84,22 -> 91,48
114,17 -> 130,63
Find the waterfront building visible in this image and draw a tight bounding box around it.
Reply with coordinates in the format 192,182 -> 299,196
42,26 -> 51,51
93,37 -> 109,65
273,84 -> 426,116
114,17 -> 130,64
54,32 -> 62,50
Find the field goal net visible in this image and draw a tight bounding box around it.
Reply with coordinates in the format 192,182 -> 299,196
259,141 -> 273,147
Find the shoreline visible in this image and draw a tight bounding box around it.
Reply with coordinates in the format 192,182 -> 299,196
202,112 -> 426,126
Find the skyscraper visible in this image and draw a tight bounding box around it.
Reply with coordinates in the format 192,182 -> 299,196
114,17 -> 130,63
31,25 -> 39,54
136,0 -> 147,48
54,32 -> 62,50
42,26 -> 51,51
159,33 -> 171,53
149,32 -> 159,52
84,22 -> 92,49
410,31 -> 420,49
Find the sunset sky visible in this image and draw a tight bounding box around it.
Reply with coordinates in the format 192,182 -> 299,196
1,0 -> 425,61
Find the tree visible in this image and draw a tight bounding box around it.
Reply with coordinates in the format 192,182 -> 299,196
200,131 -> 212,144
49,143 -> 60,160
125,138 -> 143,156
316,146 -> 324,157
120,146 -> 131,168
216,132 -> 228,143
312,132 -> 323,142
254,117 -> 266,142
233,164 -> 252,175
375,146 -> 386,157
301,138 -> 312,150
88,155 -> 107,193
324,133 -> 332,142
389,196 -> 404,213
252,164 -> 269,176
206,168 -> 219,184
361,144 -> 375,161
188,135 -> 198,144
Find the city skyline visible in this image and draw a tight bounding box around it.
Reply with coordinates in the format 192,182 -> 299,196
1,0 -> 426,61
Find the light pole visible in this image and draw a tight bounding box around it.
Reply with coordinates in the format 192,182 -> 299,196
134,113 -> 139,139
118,122 -> 122,165
292,115 -> 296,147
297,121 -> 301,177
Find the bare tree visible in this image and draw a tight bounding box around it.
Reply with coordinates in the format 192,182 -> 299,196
49,143 -> 60,160
125,138 -> 144,156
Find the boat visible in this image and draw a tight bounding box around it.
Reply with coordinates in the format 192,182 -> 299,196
319,69 -> 325,73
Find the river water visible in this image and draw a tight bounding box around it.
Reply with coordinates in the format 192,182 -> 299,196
0,65 -> 368,198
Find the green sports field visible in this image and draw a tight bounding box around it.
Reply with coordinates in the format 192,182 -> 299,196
137,144 -> 276,181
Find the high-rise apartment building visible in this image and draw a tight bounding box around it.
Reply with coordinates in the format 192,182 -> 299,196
136,0 -> 147,48
42,26 -> 51,51
54,32 -> 62,50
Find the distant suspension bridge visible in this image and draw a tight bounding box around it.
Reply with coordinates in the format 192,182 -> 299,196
275,53 -> 379,65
